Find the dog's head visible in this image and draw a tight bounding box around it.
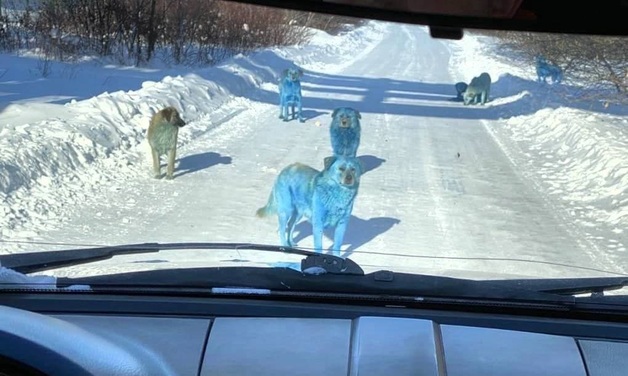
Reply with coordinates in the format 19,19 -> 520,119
331,107 -> 361,129
162,107 -> 186,128
323,155 -> 364,189
282,68 -> 303,82
462,86 -> 474,105
462,76 -> 480,105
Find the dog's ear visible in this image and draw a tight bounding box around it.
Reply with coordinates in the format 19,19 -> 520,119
355,109 -> 361,119
162,107 -> 174,122
358,159 -> 365,175
323,156 -> 336,170
298,69 -> 304,77
331,108 -> 340,118
282,68 -> 289,77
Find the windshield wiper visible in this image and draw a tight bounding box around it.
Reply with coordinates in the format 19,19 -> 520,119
479,277 -> 628,297
55,265 -> 577,305
4,243 -> 624,306
0,242 -> 364,276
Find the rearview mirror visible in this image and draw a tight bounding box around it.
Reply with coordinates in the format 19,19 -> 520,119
324,0 -> 524,18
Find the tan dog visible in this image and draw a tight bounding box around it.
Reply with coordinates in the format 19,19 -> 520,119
146,106 -> 186,179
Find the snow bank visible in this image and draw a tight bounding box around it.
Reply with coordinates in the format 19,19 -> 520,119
0,21 -> 387,237
447,31 -> 628,254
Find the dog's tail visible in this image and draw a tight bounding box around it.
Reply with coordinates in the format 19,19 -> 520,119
256,190 -> 276,218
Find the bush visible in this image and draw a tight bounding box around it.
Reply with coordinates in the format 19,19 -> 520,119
285,11 -> 363,35
472,29 -> 627,97
0,0 -> 358,67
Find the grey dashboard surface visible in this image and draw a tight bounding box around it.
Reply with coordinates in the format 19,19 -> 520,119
52,315 -> 210,376
10,312 -> 628,376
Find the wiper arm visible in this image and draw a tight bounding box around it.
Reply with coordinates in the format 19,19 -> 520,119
0,242 -> 364,276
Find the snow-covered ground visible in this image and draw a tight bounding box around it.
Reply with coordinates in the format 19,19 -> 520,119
0,20 -> 626,281
448,32 -> 628,273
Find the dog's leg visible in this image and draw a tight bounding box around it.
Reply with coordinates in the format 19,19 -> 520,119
312,224 -> 324,252
166,146 -> 176,180
151,148 -> 161,179
298,98 -> 304,123
311,213 -> 325,252
281,102 -> 288,122
286,212 -> 302,247
331,219 -> 349,257
351,133 -> 360,157
278,85 -> 285,119
278,211 -> 291,247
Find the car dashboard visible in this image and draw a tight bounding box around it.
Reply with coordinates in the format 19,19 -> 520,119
1,294 -> 628,376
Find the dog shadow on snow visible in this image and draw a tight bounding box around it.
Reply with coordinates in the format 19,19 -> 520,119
172,151 -> 232,178
299,109 -> 327,120
358,155 -> 386,174
291,216 -> 401,258
216,50 -> 626,120
299,72 -> 628,119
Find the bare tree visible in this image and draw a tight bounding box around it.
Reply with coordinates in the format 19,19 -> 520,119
484,30 -> 627,96
1,0 -> 327,68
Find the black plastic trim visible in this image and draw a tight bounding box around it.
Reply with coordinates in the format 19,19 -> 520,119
221,0 -> 628,36
0,355 -> 48,376
0,332 -> 90,376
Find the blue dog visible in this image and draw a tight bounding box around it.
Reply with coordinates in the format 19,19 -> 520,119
536,56 -> 563,84
278,68 -> 304,122
329,107 -> 361,158
256,155 -> 364,255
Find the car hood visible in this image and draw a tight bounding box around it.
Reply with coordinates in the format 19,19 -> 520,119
23,247 -> 563,282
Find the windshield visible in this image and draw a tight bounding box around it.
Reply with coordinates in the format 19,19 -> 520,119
0,1 -> 626,286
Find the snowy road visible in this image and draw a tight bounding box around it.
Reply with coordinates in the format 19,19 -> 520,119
16,23 -> 622,279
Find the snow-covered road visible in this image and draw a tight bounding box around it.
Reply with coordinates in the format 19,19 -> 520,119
3,22 -> 625,280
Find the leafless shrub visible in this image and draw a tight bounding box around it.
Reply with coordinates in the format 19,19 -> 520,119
473,29 -> 627,99
0,0 -> 323,68
286,11 -> 363,35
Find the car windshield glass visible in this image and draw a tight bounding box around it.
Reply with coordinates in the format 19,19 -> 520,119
0,1 -> 626,290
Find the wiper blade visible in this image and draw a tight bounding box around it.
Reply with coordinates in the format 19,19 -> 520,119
484,277 -> 628,297
0,242 -> 364,276
58,266 -> 576,304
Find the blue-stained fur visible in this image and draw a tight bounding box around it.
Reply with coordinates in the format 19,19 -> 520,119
535,56 -> 563,84
278,68 -> 304,122
256,156 -> 364,255
329,107 -> 361,158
